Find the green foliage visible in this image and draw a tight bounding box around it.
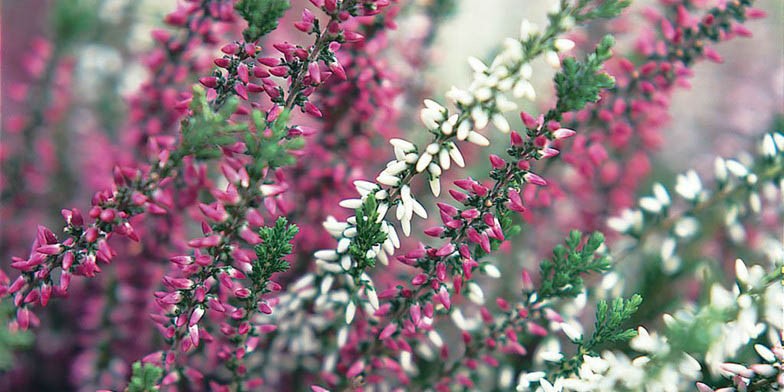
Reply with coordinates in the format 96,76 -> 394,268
586,295 -> 643,350
573,0 -> 632,22
252,217 -> 298,286
126,361 -> 162,392
554,294 -> 642,379
245,109 -> 300,178
179,86 -> 246,160
348,195 -> 387,278
235,0 -> 291,42
538,231 -> 612,299
52,0 -> 99,45
553,35 -> 616,116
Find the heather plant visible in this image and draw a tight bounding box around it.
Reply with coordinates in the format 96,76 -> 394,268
1,0 -> 782,391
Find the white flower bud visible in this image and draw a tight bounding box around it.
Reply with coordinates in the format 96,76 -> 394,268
652,183 -> 671,206
472,106 -> 489,129
560,323 -> 583,342
457,119 -> 472,141
416,153 -> 433,172
377,173 -> 401,186
762,133 -> 777,158
554,38 -> 575,52
389,138 -> 415,152
545,51 -> 560,68
519,20 -> 537,41
467,131 -> 490,146
448,142 -> 465,167
468,56 -> 488,73
345,301 -> 356,324
492,113 -> 511,133
725,159 -> 748,177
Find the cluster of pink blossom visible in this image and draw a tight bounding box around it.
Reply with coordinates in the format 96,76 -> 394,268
1,0 -> 781,391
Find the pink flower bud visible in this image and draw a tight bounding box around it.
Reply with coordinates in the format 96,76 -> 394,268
199,76 -> 219,88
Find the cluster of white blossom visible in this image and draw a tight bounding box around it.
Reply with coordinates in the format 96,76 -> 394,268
608,131 -> 784,274
514,258 -> 782,392
313,11 -> 581,299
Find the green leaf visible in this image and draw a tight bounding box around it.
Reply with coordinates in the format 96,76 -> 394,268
253,217 -> 298,285
235,0 -> 291,42
538,230 -> 612,299
347,195 -> 387,278
585,294 -> 643,350
126,361 -> 162,392
553,35 -> 616,116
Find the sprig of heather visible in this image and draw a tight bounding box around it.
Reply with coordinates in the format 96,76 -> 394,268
1,0 -> 389,332
285,2 -> 405,271
125,0 -> 238,153
540,0 -> 767,233
606,131 -> 783,324
548,259 -> 783,391
310,0 -> 629,323
306,34 -> 621,390
427,231 -> 619,390
135,1 -> 394,389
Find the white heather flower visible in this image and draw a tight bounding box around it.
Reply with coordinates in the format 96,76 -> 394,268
561,322 -> 583,342
496,95 -> 518,112
545,51 -> 561,68
415,152 -> 433,173
482,264 -> 501,278
376,173 -> 401,186
762,133 -> 777,158
492,113 -> 511,133
467,282 -> 485,304
383,159 -> 408,176
772,132 -> 784,150
639,197 -> 663,214
345,301 -> 356,324
428,330 -> 444,347
429,176 -> 441,197
471,106 -> 489,129
446,86 -> 474,106
467,56 -> 488,74
420,109 -> 442,130
474,86 -> 493,102
725,159 -> 748,177
519,19 -> 537,41
607,209 -> 643,234
652,183 -> 671,206
337,238 -> 351,253
539,351 -> 564,363
340,255 -> 352,271
513,79 -> 536,100
554,38 -> 575,52
714,157 -> 728,183
456,119 -> 472,140
673,216 -> 700,238
448,142 -> 466,167
466,131 -> 490,146
342,227 -> 357,238
390,138 -> 415,153
675,170 -> 703,200
366,287 -> 379,310
314,249 -> 339,261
